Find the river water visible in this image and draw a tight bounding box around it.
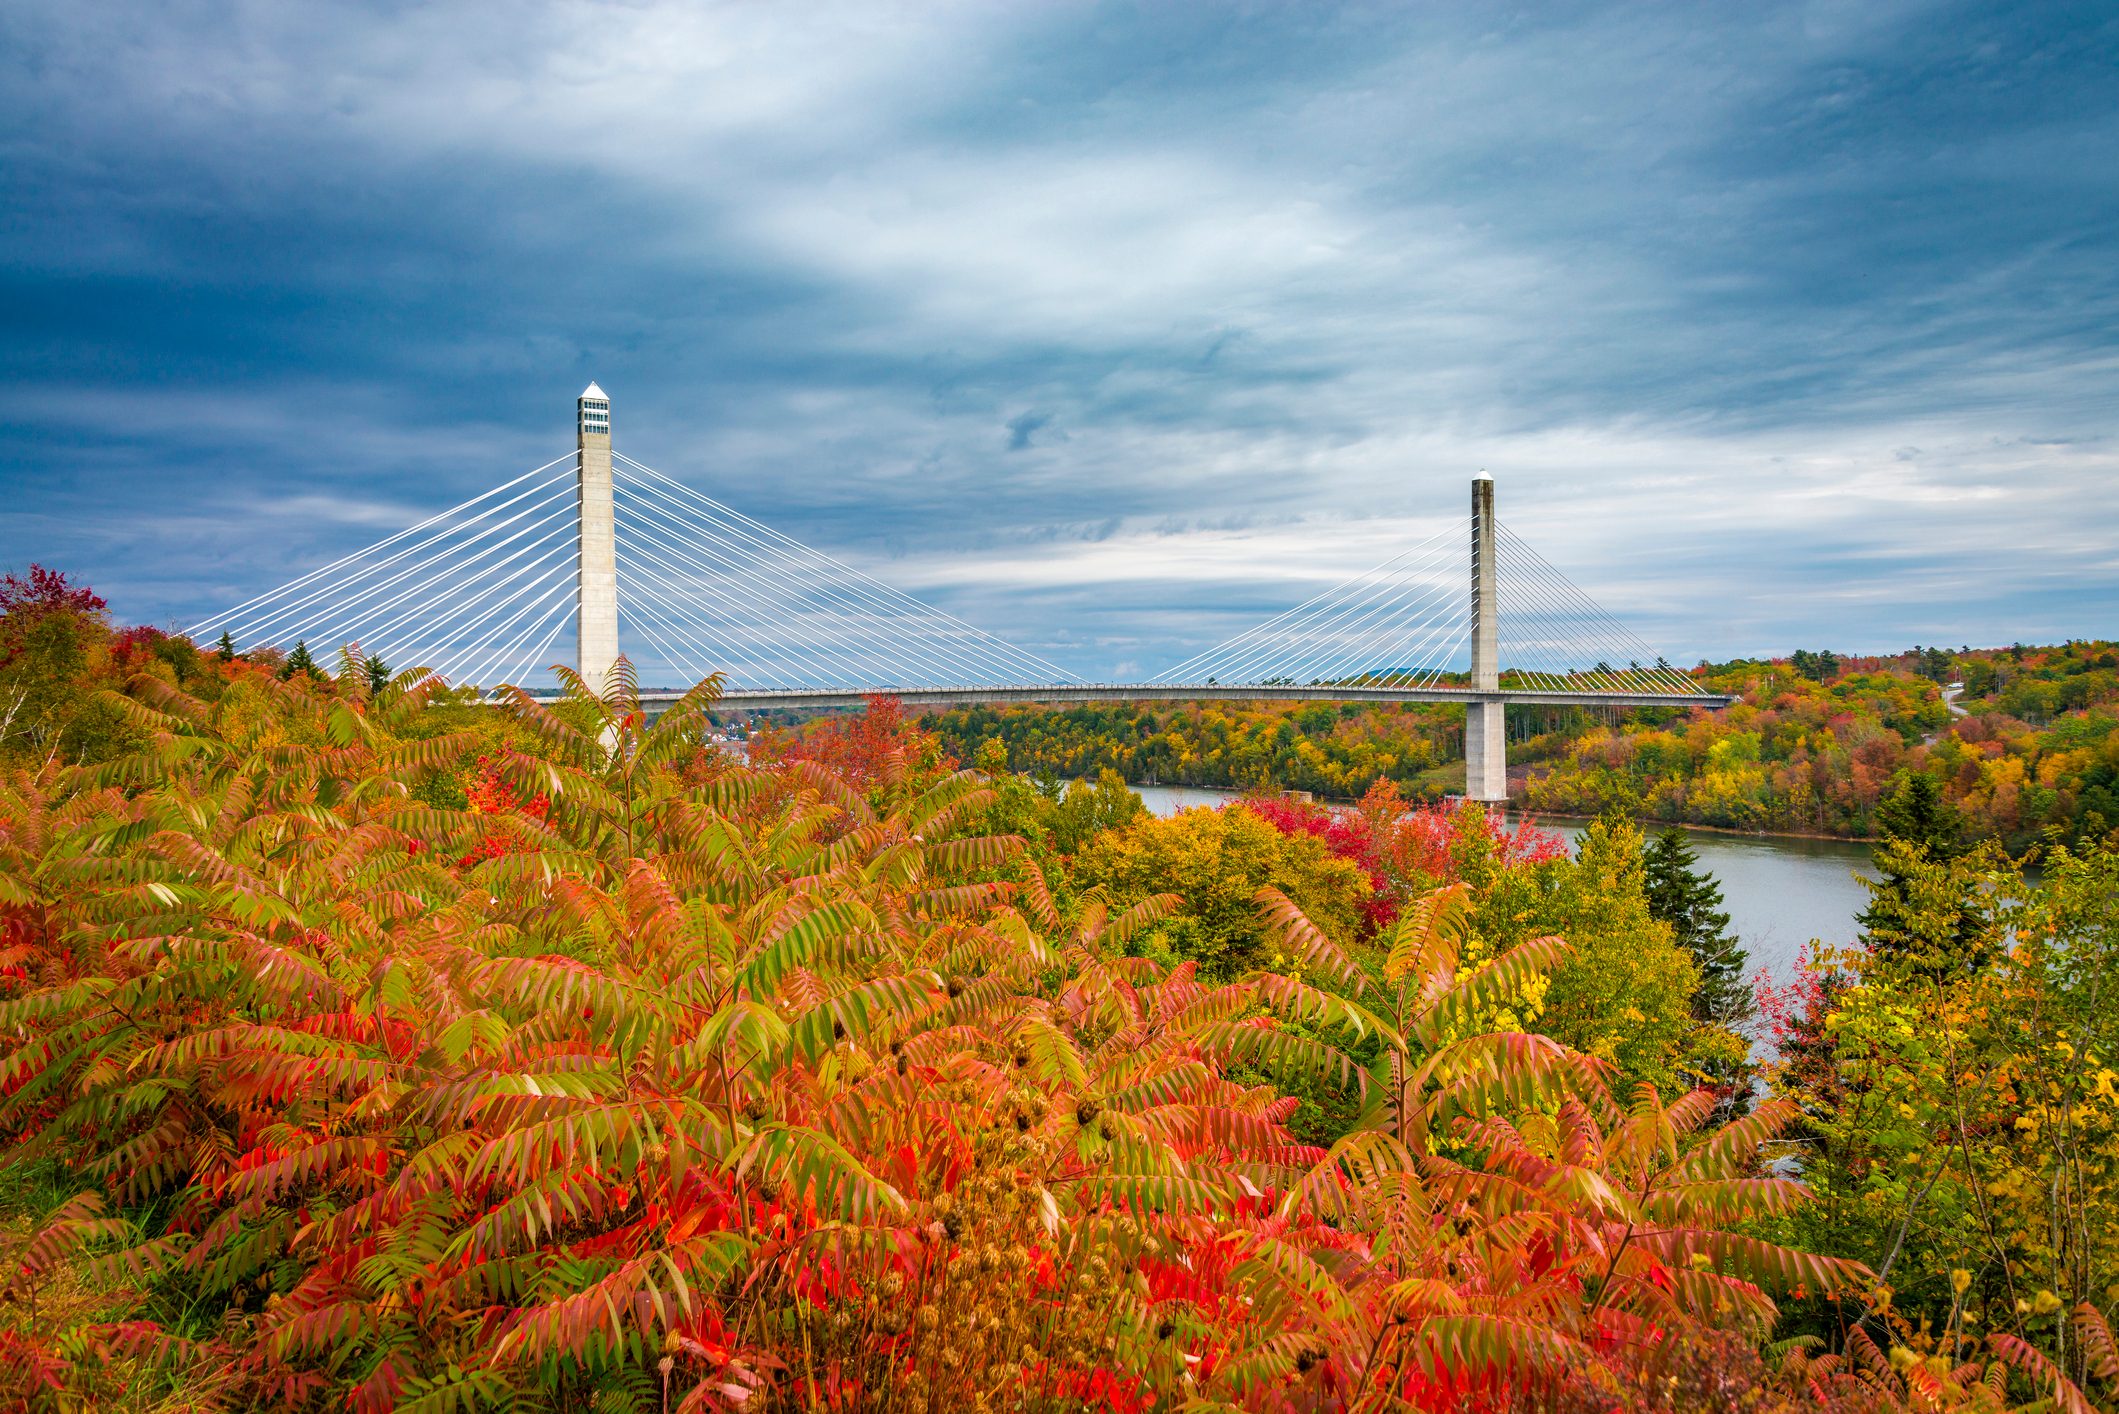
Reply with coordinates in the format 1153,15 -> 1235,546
1125,784 -> 1876,988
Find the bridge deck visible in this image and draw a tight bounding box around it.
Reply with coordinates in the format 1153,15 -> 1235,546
632,684 -> 1732,711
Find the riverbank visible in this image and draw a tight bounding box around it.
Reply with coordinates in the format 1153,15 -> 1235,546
1109,782 -> 1874,985
1528,811 -> 1877,846
1125,777 -> 1881,847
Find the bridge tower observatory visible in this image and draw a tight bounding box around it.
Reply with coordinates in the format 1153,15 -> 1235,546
1464,474 -> 1508,802
576,383 -> 618,688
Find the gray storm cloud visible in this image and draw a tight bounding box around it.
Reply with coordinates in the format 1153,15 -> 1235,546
1,0 -> 2113,677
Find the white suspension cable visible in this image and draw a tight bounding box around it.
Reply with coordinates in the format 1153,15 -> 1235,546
1378,597 -> 1469,689
1500,523 -> 1695,695
605,573 -> 710,683
339,510 -> 580,671
215,469 -> 577,647
1209,542 -> 1456,686
260,514 -> 573,683
270,506 -> 578,678
487,589 -> 580,694
614,547 -> 823,689
427,559 -> 580,687
616,504 -> 905,689
616,474 -> 1039,690
1507,600 -> 1631,691
1494,574 -> 1615,690
617,454 -> 1074,684
1265,546 -> 1465,686
615,593 -> 724,686
1326,584 -> 1470,688
1156,530 -> 1455,683
1498,524 -> 1700,694
1406,603 -> 1473,688
1155,520 -> 1460,684
618,468 -> 1053,689
470,580 -> 584,691
223,472 -> 577,650
443,575 -> 575,690
1266,574 -> 1449,686
1502,619 -> 1589,691
1496,534 -> 1646,692
613,494 -> 897,687
615,482 -> 994,687
185,451 -> 578,637
622,454 -> 1075,686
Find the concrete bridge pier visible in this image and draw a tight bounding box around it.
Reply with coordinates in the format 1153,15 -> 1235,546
1465,475 -> 1508,803
576,383 -> 619,689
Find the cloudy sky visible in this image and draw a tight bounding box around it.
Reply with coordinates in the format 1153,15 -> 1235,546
4,1 -> 2114,682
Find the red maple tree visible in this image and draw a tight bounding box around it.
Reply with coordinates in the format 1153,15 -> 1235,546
0,565 -> 106,621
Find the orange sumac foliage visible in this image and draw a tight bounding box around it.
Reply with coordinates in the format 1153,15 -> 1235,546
458,752 -> 550,865
0,660 -> 2025,1412
1245,779 -> 1569,929
748,692 -> 954,788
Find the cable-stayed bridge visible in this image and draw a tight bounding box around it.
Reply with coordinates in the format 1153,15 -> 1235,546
188,385 -> 1730,801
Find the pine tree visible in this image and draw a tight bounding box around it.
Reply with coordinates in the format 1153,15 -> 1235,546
215,630 -> 236,662
1789,648 -> 1841,682
363,653 -> 389,696
282,640 -> 316,679
1642,826 -> 1753,1025
1859,772 -> 1992,972
1872,771 -> 1963,859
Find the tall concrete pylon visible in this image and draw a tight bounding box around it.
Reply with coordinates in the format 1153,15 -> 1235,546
575,383 -> 619,689
1464,475 -> 1508,802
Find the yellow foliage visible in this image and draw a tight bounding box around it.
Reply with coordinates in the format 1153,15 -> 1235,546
1069,803 -> 1370,974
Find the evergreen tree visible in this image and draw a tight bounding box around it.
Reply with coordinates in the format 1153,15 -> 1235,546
1872,771 -> 1963,859
282,640 -> 316,679
1790,648 -> 1841,681
1531,813 -> 1707,1096
1642,826 -> 1753,1025
215,630 -> 236,662
363,653 -> 390,696
1860,772 -> 1993,972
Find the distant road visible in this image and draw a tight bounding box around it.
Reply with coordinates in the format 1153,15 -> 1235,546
1922,682 -> 1969,746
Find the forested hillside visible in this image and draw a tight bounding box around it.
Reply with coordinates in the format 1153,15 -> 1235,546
920,699 -> 1463,799
1526,643 -> 2119,848
926,641 -> 2119,850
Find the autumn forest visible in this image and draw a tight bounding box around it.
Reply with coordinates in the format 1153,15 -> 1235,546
925,641 -> 2119,852
1,567 -> 2117,1411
